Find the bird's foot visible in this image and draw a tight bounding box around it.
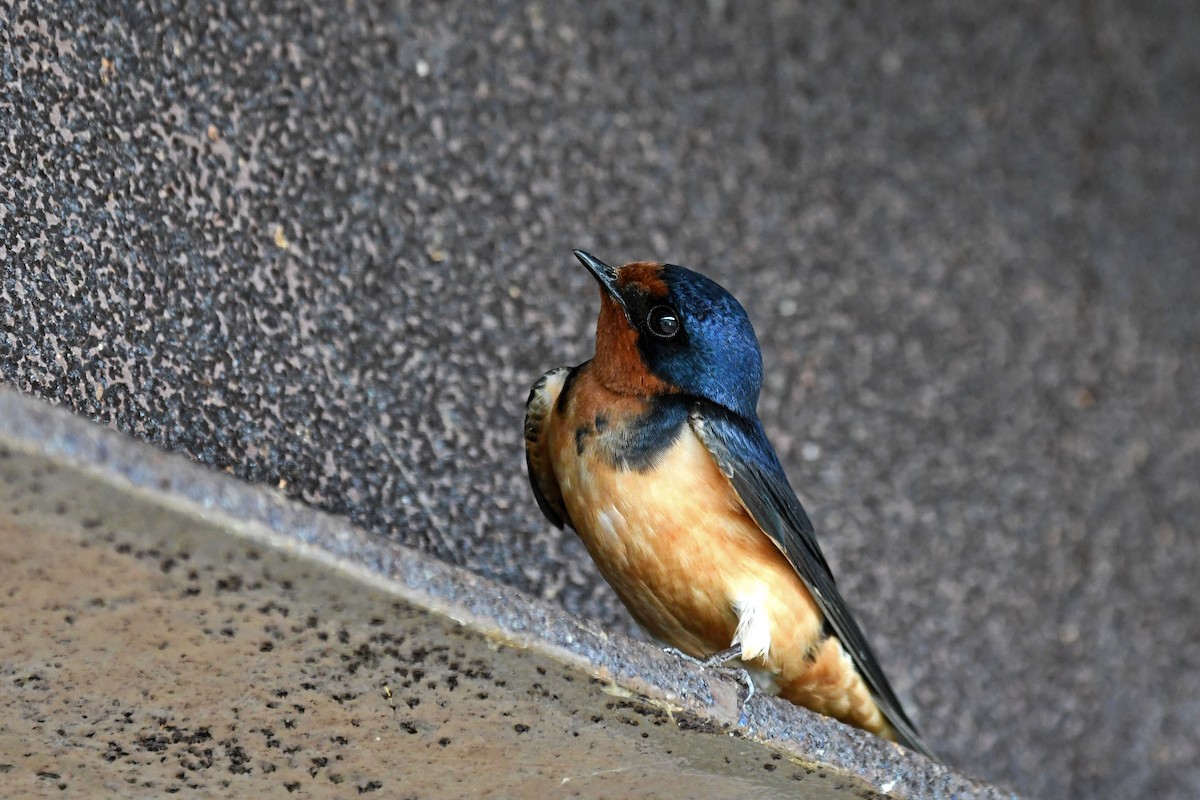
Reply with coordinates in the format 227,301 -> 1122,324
662,645 -> 756,711
662,644 -> 741,668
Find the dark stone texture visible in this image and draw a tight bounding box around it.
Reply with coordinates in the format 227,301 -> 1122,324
2,2 -> 1198,798
0,387 -> 1016,799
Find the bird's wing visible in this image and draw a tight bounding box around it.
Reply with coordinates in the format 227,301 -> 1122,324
688,401 -> 934,759
524,366 -> 575,530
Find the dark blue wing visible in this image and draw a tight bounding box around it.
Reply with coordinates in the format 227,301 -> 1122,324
689,400 -> 934,759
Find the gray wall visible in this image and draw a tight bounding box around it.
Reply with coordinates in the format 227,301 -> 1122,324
2,2 -> 1198,797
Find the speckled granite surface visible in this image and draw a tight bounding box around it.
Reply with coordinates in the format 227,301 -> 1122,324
1,2 -> 1198,797
0,390 -> 1012,799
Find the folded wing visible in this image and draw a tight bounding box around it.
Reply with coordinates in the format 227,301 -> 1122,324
524,366 -> 575,531
689,401 -> 934,759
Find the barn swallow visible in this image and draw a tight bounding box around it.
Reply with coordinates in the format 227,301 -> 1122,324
525,250 -> 934,758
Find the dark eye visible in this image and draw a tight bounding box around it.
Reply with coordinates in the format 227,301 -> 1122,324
647,306 -> 681,338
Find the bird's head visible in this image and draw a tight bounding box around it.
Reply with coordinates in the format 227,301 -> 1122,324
574,250 -> 763,418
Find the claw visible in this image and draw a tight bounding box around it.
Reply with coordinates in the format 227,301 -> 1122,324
660,645 -> 703,666
731,667 -> 756,705
662,645 -> 756,721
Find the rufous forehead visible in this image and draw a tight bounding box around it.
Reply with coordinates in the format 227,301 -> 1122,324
616,262 -> 669,297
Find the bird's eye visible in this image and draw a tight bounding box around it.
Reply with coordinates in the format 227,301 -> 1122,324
647,306 -> 681,339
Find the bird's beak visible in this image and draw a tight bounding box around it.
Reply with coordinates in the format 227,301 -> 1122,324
573,250 -> 623,305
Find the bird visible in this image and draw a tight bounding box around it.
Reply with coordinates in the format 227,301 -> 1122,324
524,250 -> 934,758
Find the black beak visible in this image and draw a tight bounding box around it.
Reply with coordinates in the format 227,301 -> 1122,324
573,250 -> 622,302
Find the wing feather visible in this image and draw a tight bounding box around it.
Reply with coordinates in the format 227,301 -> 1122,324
524,366 -> 575,530
688,401 -> 934,759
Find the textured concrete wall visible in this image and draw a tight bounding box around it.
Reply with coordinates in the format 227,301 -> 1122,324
2,2 -> 1198,797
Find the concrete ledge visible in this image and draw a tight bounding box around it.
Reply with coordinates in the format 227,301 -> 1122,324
0,388 -> 1018,798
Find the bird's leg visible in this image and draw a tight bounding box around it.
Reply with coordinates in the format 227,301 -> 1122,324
697,645 -> 743,669
662,645 -> 756,707
661,644 -> 741,667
